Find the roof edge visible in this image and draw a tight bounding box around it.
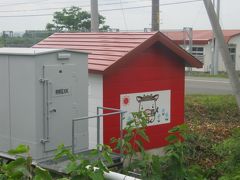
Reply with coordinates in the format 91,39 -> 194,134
0,47 -> 89,56
103,31 -> 202,74
103,31 -> 159,74
157,32 -> 203,68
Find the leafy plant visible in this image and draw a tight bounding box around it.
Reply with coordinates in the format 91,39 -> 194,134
54,144 -> 113,180
213,128 -> 240,179
129,124 -> 205,180
156,124 -> 205,180
0,144 -> 52,180
111,112 -> 149,172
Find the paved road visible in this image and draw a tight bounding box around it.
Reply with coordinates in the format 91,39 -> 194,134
185,76 -> 233,94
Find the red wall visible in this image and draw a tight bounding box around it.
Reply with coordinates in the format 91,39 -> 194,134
103,43 -> 185,150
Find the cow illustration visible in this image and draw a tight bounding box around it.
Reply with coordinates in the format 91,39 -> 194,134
136,94 -> 159,123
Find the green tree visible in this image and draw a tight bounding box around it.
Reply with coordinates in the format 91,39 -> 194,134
46,6 -> 110,32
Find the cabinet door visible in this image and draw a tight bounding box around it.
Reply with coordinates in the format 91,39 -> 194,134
43,64 -> 75,151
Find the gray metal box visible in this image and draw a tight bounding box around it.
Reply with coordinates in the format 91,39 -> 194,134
0,48 -> 88,160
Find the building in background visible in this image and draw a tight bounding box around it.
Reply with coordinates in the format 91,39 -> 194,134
163,29 -> 240,72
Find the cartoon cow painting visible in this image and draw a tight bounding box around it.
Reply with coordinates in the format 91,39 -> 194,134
136,94 -> 159,123
121,90 -> 170,128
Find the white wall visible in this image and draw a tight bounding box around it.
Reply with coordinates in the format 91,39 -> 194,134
9,56 -> 37,150
88,73 -> 103,149
206,35 -> 240,72
202,43 -> 213,72
185,44 -> 212,72
229,35 -> 240,71
0,56 -> 11,152
189,34 -> 240,72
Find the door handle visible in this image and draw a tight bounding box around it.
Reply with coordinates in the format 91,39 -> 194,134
49,108 -> 56,112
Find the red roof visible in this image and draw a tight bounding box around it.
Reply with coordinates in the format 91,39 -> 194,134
162,29 -> 240,45
34,32 -> 202,73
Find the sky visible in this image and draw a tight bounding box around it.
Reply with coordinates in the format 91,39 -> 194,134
0,0 -> 239,32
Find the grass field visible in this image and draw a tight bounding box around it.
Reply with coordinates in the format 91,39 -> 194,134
184,95 -> 240,178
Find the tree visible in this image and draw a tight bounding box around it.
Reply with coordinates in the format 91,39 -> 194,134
46,6 -> 110,32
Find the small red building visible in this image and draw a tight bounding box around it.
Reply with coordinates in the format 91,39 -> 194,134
34,32 -> 202,150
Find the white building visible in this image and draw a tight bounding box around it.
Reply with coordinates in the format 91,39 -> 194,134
163,30 -> 240,72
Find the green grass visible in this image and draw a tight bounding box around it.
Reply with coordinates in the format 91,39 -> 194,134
186,71 -> 229,78
184,95 -> 240,178
185,95 -> 240,122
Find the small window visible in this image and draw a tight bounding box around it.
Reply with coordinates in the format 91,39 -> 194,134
192,46 -> 204,62
228,44 -> 236,68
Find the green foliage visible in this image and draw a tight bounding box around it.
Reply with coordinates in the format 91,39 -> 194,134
0,31 -> 53,47
111,112 -> 149,170
213,128 -> 240,179
184,95 -> 240,178
147,124 -> 205,180
185,95 -> 239,121
54,144 -> 113,180
0,144 -> 52,180
8,144 -> 30,155
186,71 -> 229,78
46,6 -> 110,32
34,167 -> 52,180
111,113 -> 205,179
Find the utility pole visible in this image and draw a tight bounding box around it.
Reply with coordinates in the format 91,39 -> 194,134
212,0 -> 220,75
183,27 -> 193,74
152,0 -> 159,31
203,0 -> 240,110
91,0 -> 99,32
2,31 -> 6,47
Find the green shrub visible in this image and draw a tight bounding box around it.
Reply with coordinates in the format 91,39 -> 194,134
0,144 -> 52,180
54,144 -> 113,180
214,128 -> 240,179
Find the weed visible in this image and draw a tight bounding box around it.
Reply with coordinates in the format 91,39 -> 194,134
54,144 -> 113,180
0,144 -> 52,180
213,128 -> 240,179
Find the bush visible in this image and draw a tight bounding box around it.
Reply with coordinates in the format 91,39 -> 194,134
0,144 -> 52,180
214,128 -> 240,179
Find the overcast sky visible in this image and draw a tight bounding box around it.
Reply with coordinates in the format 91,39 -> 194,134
0,0 -> 239,32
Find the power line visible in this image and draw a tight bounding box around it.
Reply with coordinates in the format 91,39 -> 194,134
0,14 -> 53,18
0,0 -> 202,17
0,0 -> 49,7
0,0 -> 149,13
0,7 -> 87,13
101,0 -> 202,12
119,0 -> 128,30
0,0 -> 146,8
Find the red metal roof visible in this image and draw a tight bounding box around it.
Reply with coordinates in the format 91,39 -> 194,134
162,29 -> 240,45
34,32 -> 202,73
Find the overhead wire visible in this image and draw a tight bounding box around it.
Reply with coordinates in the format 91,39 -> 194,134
0,0 -> 149,13
119,0 -> 129,30
0,0 -> 50,7
101,0 -> 203,12
0,0 -> 145,8
0,0 -> 202,17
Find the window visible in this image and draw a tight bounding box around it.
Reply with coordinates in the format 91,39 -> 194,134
228,44 -> 236,67
192,46 -> 204,62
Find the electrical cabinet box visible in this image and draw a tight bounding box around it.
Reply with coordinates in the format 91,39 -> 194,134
0,48 -> 88,160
